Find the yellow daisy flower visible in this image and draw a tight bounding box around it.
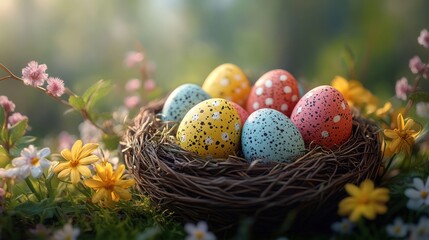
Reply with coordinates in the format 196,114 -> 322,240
375,102 -> 393,118
384,114 -> 422,156
54,140 -> 99,184
331,76 -> 377,110
84,163 -> 135,204
338,179 -> 389,222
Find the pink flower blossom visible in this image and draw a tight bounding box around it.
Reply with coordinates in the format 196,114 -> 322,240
78,120 -> 103,144
124,95 -> 140,109
46,77 -> 65,97
395,77 -> 412,101
8,112 -> 28,127
58,131 -> 77,151
21,61 -> 48,87
0,95 -> 16,113
125,78 -> 141,92
144,79 -> 156,92
409,56 -> 428,78
418,29 -> 429,48
124,51 -> 144,68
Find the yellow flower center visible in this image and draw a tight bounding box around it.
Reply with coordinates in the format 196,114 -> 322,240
70,160 -> 79,167
394,226 -> 401,234
31,157 -> 40,166
421,191 -> 428,199
194,230 -> 205,240
358,194 -> 369,205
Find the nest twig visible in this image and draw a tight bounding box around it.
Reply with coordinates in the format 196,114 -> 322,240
122,99 -> 383,233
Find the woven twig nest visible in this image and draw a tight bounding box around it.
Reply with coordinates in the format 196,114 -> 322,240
122,99 -> 383,233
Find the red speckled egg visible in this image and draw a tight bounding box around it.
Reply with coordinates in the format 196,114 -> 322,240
290,85 -> 352,149
246,69 -> 300,117
230,101 -> 249,126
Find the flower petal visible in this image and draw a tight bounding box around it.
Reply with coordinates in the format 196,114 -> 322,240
92,189 -> 108,203
360,180 -> 375,194
79,155 -> 99,165
413,178 -> 425,190
404,188 -> 420,199
345,184 -> 361,197
397,114 -> 405,131
61,149 -> 73,162
407,199 -> 423,210
57,168 -> 71,179
54,162 -> 70,173
84,179 -> 104,189
404,119 -> 414,130
331,76 -> 349,93
370,188 -> 389,202
384,129 -> 398,139
111,191 -> 120,202
77,165 -> 92,177
12,157 -> 28,167
349,207 -> 363,222
38,147 -> 51,158
112,164 -> 125,181
70,168 -> 81,184
115,179 -> 136,189
79,143 -> 99,158
71,140 -> 83,160
361,205 -> 376,220
31,167 -> 43,178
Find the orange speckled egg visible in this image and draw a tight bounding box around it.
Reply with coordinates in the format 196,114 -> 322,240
229,101 -> 249,126
290,85 -> 352,149
246,69 -> 300,117
176,98 -> 242,158
202,63 -> 251,107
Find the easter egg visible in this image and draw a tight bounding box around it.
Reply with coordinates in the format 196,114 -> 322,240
290,85 -> 353,149
229,101 -> 249,126
202,63 -> 251,107
241,108 -> 305,163
246,69 -> 300,117
162,84 -> 211,122
176,98 -> 242,158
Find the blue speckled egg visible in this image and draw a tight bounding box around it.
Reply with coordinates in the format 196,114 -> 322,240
162,84 -> 211,122
241,108 -> 305,163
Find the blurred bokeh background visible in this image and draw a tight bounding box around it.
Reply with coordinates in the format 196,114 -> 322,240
0,0 -> 428,138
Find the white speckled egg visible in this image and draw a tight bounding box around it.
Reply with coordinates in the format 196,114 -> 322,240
241,108 -> 305,163
202,63 -> 251,107
290,85 -> 353,149
162,84 -> 211,122
176,98 -> 242,158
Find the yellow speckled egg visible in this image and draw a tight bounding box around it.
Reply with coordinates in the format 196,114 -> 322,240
202,63 -> 251,107
176,98 -> 242,158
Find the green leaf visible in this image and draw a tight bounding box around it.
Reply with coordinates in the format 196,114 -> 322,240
8,119 -> 28,146
9,136 -> 37,157
83,80 -> 112,111
13,199 -> 56,219
0,106 -> 5,129
0,107 -> 5,142
14,135 -> 36,147
0,145 -> 9,167
409,92 -> 429,103
68,95 -> 86,111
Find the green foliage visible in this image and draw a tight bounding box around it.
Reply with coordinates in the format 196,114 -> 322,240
82,80 -> 112,113
0,107 -> 6,143
409,91 -> 429,103
68,95 -> 86,111
0,145 -> 9,167
8,119 -> 28,147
